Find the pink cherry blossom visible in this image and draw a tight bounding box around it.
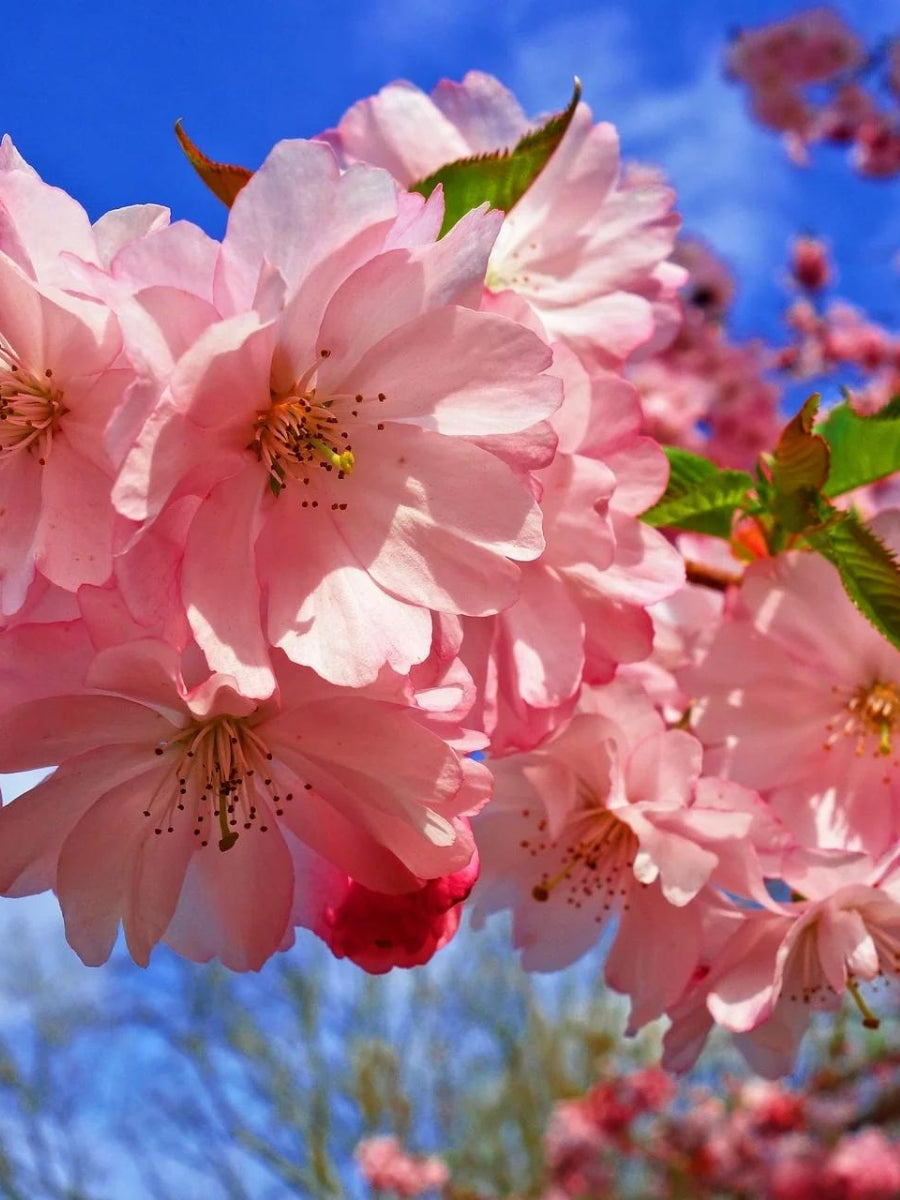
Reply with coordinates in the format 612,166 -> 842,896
471,679 -> 759,1026
727,9 -> 865,91
751,86 -> 817,139
815,83 -> 879,145
320,71 -> 684,366
355,1136 -> 449,1197
631,236 -> 782,469
738,1079 -> 806,1134
543,1098 -> 613,1197
673,234 -> 736,323
0,137 -> 104,287
853,115 -> 900,179
789,235 -> 832,291
618,571 -> 727,725
0,253 -> 134,614
824,1128 -> 900,1200
684,516 -> 900,858
0,636 -> 484,971
667,850 -> 900,1077
821,302 -> 891,371
114,139 -> 560,695
0,140 -> 196,468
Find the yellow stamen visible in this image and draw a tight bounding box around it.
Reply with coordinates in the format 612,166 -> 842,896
825,679 -> 900,760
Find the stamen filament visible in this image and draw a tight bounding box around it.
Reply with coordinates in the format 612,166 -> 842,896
846,978 -> 880,1030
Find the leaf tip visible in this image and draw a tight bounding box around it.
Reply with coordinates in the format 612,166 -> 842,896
173,120 -> 253,208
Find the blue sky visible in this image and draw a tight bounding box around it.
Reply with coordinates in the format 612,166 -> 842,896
2,1 -> 900,1193
3,0 -> 899,344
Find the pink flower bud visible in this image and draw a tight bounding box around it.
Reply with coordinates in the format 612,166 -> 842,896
790,236 -> 831,291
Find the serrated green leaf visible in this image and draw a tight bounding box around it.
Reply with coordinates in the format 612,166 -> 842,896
175,121 -> 253,207
641,448 -> 754,536
409,80 -> 582,237
807,513 -> 900,651
819,397 -> 900,497
642,477 -> 755,536
658,446 -> 722,491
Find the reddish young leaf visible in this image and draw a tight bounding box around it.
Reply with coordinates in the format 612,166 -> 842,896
174,121 -> 253,207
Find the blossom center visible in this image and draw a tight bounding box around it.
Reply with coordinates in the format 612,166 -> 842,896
486,238 -> 540,295
524,804 -> 638,913
250,349 -> 389,505
785,906 -> 899,1030
146,715 -> 302,852
826,679 -> 900,759
0,340 -> 66,466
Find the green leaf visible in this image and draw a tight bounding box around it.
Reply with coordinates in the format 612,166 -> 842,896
409,80 -> 582,237
819,395 -> 900,497
807,512 -> 900,651
641,448 -> 754,537
175,121 -> 253,207
657,446 -> 722,491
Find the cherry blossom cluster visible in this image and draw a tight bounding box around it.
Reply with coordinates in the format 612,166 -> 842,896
539,1068 -> 900,1200
727,7 -> 900,177
0,76 -> 685,976
1,67 -> 899,1079
774,236 -> 900,510
632,235 -> 782,471
779,236 -> 900,418
355,1053 -> 900,1199
355,1136 -> 449,1198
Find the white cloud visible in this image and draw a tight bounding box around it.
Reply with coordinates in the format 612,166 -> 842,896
506,8 -> 641,116
350,0 -> 492,73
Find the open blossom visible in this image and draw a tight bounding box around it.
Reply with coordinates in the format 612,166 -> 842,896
0,635 -> 485,971
320,71 -> 684,366
471,679 -> 759,1026
663,847 -> 900,1078
0,141 -> 211,626
0,281 -> 125,613
0,245 -> 136,614
708,853 -> 900,1077
779,298 -> 899,416
114,138 -> 560,695
683,515 -> 900,858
